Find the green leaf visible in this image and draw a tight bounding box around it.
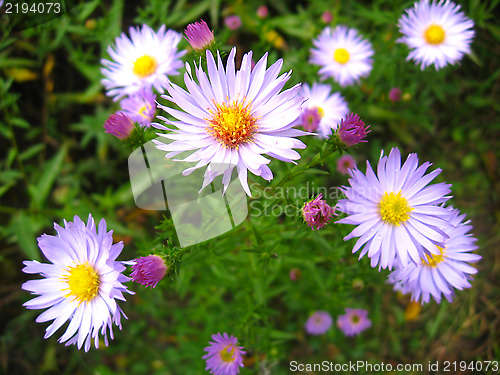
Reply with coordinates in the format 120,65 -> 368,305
28,143 -> 68,209
9,212 -> 40,260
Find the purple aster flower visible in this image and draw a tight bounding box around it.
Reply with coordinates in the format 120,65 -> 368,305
203,332 -> 245,375
131,254 -> 168,288
225,15 -> 242,30
305,311 -> 333,335
397,0 -> 475,70
337,308 -> 371,337
300,107 -> 322,133
184,20 -> 215,51
389,87 -> 402,103
104,111 -> 135,139
295,83 -> 349,138
337,154 -> 356,175
310,26 -> 374,86
388,206 -> 481,304
154,48 -> 307,196
336,147 -> 453,270
120,87 -> 157,126
101,25 -> 186,100
21,214 -> 133,352
336,113 -> 370,147
302,193 -> 335,230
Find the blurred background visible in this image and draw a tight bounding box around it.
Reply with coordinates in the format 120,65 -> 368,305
1,0 -> 499,374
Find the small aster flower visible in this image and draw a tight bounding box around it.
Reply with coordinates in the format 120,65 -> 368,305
302,193 -> 335,230
21,214 -> 133,352
131,254 -> 168,288
225,15 -> 242,30
310,26 -> 374,86
397,0 -> 475,70
336,147 -> 453,270
120,87 -> 157,126
388,207 -> 480,304
104,111 -> 135,139
388,87 -> 402,103
203,332 -> 245,375
337,308 -> 371,337
337,154 -> 356,175
296,83 -> 349,138
184,20 -> 215,51
305,311 -> 333,335
257,5 -> 269,19
101,24 -> 186,100
154,48 -> 307,196
335,113 -> 370,147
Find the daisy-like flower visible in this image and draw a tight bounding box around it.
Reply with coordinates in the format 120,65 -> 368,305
388,207 -> 480,304
336,147 -> 453,270
203,332 -> 245,375
336,308 -> 371,337
337,154 -> 356,175
101,24 -> 186,100
104,111 -> 135,139
302,193 -> 335,230
397,0 -> 475,70
296,83 -> 349,138
120,87 -> 157,126
184,20 -> 215,51
154,48 -> 307,196
21,215 -> 133,352
305,311 -> 333,335
131,254 -> 168,288
310,26 -> 374,86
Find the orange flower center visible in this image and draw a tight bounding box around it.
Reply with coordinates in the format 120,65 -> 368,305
207,100 -> 258,148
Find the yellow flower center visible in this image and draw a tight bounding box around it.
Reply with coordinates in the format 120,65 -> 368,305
334,48 -> 350,64
424,24 -> 446,45
423,246 -> 445,267
138,104 -> 153,119
62,263 -> 100,304
220,345 -> 236,362
133,55 -> 158,78
207,100 -> 258,149
316,106 -> 325,118
351,315 -> 360,323
378,191 -> 413,226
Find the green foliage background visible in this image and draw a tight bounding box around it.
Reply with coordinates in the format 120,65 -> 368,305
1,0 -> 499,374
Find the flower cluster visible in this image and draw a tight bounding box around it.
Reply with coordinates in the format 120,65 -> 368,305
21,0 -> 480,363
336,148 -> 480,303
100,24 -> 187,139
305,309 -> 371,337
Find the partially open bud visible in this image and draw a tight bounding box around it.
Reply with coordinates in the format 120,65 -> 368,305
184,20 -> 215,51
335,113 -> 370,148
301,193 -> 335,230
131,254 -> 168,288
104,111 -> 135,139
